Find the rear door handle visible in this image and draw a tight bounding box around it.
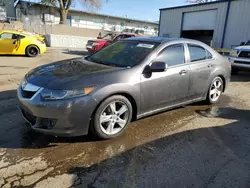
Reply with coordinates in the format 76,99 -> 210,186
179,70 -> 188,75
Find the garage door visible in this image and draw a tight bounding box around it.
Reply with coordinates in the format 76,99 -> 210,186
182,10 -> 217,31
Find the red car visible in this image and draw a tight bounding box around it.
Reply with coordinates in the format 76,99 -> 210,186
86,33 -> 137,53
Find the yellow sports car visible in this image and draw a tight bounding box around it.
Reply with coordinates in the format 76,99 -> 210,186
0,30 -> 46,57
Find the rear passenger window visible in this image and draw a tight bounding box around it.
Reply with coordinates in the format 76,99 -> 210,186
188,44 -> 207,62
157,44 -> 185,67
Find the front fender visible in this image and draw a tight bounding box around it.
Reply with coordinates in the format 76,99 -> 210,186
91,83 -> 140,113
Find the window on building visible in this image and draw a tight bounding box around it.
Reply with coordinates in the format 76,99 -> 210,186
73,16 -> 80,22
156,44 -> 185,67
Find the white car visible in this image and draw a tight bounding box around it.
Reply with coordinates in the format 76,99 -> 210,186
228,40 -> 250,74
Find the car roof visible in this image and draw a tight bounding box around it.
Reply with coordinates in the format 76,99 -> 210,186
124,36 -> 181,43
0,30 -> 37,37
124,36 -> 201,44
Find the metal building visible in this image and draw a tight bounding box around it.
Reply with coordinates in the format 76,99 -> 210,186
0,0 -> 16,20
159,0 -> 250,49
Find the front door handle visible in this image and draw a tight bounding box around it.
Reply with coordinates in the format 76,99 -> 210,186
179,70 -> 188,75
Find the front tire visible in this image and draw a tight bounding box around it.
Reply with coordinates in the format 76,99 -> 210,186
206,77 -> 224,104
26,45 -> 39,57
91,95 -> 133,139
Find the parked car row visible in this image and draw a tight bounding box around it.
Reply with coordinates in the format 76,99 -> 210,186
0,30 -> 46,57
86,32 -> 138,53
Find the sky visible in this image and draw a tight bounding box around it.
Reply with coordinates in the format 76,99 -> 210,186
98,0 -> 188,22
22,0 -> 188,22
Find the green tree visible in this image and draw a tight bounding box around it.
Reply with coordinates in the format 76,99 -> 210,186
42,0 -> 105,24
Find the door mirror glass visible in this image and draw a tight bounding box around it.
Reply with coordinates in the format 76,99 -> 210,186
150,61 -> 168,72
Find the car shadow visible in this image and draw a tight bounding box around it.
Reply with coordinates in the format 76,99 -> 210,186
62,50 -> 89,56
231,71 -> 250,82
0,89 -> 101,149
0,88 -> 232,150
0,54 -> 28,57
66,107 -> 250,187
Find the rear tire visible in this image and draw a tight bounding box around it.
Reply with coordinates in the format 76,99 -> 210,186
26,45 -> 39,57
206,77 -> 224,104
91,95 -> 133,139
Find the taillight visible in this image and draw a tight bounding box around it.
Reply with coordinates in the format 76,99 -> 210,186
38,40 -> 45,44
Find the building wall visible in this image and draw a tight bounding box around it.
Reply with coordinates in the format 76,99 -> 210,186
0,0 -> 15,19
223,0 -> 250,48
16,4 -> 158,36
159,2 -> 228,48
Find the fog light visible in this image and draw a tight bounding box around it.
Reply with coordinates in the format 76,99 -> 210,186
40,118 -> 57,129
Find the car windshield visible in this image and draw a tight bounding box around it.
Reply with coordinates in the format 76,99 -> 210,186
86,41 -> 159,67
101,34 -> 115,40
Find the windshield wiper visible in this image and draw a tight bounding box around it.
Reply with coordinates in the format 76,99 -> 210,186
89,59 -> 118,67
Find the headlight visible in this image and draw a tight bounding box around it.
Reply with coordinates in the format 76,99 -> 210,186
230,50 -> 238,57
40,87 -> 95,100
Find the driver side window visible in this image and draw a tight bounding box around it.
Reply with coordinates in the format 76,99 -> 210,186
0,33 -> 13,39
156,44 -> 185,67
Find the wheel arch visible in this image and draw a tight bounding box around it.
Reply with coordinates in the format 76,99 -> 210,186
90,92 -> 138,125
25,44 -> 40,55
217,75 -> 226,92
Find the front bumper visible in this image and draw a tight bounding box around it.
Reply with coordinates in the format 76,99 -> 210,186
229,56 -> 250,70
17,85 -> 98,137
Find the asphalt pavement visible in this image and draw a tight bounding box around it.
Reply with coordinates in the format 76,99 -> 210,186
0,51 -> 250,188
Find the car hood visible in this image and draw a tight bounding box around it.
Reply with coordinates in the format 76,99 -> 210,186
25,58 -> 121,90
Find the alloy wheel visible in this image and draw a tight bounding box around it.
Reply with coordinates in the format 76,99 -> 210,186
99,101 -> 129,135
30,48 -> 38,56
209,78 -> 223,102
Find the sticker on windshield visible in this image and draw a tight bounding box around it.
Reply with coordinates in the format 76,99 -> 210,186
137,44 -> 154,48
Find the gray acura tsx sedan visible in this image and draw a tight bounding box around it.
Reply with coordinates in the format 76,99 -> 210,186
17,37 -> 231,139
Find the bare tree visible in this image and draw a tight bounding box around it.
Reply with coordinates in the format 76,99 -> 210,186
41,0 -> 106,24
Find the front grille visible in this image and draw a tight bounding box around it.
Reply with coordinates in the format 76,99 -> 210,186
21,88 -> 36,99
239,51 -> 250,58
234,61 -> 250,65
21,109 -> 36,125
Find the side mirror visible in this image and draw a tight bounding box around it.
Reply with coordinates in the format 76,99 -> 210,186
240,42 -> 245,46
13,40 -> 17,44
150,61 -> 168,72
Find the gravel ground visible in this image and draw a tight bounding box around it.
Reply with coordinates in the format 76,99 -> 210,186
0,50 -> 250,188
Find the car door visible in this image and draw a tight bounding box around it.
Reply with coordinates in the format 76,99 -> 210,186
140,43 -> 191,114
0,32 -> 18,54
186,43 -> 214,100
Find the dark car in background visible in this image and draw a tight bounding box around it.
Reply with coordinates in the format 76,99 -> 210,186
86,33 -> 137,53
18,37 -> 231,139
